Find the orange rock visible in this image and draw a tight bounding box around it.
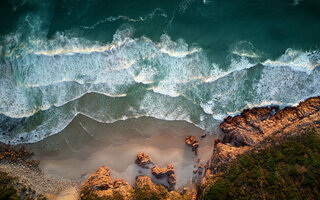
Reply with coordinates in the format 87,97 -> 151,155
135,153 -> 154,169
152,164 -> 175,179
211,96 -> 320,174
81,166 -> 132,199
168,174 -> 176,187
220,96 -> 320,147
185,136 -> 199,155
135,176 -> 157,191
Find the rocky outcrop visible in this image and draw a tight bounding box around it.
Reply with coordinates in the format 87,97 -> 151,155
81,168 -> 183,200
135,153 -> 154,169
210,96 -> 320,173
81,166 -> 132,199
152,164 -> 176,187
134,153 -> 177,189
220,96 -> 320,146
135,176 -> 158,191
135,176 -> 185,200
185,136 -> 199,155
151,164 -> 174,178
167,174 -> 176,187
210,143 -> 252,172
0,144 -> 39,169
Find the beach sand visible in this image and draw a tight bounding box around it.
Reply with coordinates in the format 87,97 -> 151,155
24,114 -> 218,198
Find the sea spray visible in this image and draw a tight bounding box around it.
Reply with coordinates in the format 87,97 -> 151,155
0,0 -> 320,144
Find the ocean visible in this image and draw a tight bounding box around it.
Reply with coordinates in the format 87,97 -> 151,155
1,0 -> 320,144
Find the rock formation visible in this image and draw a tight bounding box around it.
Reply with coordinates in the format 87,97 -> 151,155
81,166 -> 132,199
135,175 -> 158,191
220,96 -> 320,146
134,153 -> 177,188
185,136 -> 199,155
210,96 -> 320,173
210,143 -> 252,173
151,164 -> 174,178
135,176 -> 183,200
167,174 -> 176,187
135,152 -> 154,169
151,164 -> 176,187
0,144 -> 39,169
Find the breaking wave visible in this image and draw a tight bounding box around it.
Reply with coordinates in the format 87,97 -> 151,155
0,1 -> 320,144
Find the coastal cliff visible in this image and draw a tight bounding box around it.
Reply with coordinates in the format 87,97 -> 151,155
202,96 -> 320,199
209,96 -> 320,173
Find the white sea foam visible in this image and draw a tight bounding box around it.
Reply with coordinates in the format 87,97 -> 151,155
1,3 -> 320,144
262,49 -> 320,74
80,8 -> 168,30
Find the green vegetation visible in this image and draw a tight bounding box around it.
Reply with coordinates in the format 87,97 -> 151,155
0,171 -> 47,200
81,183 -> 194,200
203,129 -> 320,200
81,187 -> 128,200
80,187 -> 103,200
0,171 -> 19,200
81,184 -> 168,200
132,185 -> 168,200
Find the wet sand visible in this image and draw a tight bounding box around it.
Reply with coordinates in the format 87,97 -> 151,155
25,115 -> 219,196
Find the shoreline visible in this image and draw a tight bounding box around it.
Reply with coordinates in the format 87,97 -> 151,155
26,117 -> 216,188
1,96 -> 320,199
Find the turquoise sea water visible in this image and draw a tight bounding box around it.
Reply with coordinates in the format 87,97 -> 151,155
0,0 -> 320,143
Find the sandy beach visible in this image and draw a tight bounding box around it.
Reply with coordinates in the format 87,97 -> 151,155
21,115 -> 218,198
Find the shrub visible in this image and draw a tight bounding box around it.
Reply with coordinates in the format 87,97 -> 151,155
0,172 -> 19,200
203,129 -> 320,200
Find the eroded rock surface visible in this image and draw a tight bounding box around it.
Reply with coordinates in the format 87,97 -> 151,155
220,97 -> 320,146
135,175 -> 157,191
168,174 -> 176,187
151,164 -> 176,187
81,166 -> 132,199
135,152 -> 154,169
210,96 -> 320,173
135,176 -> 184,200
151,164 -> 174,179
185,136 -> 199,155
210,143 -> 252,173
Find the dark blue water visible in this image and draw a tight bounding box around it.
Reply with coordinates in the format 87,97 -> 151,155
0,0 -> 320,144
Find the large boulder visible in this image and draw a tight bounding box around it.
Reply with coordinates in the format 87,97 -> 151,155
81,166 -> 113,192
81,166 -> 132,199
151,164 -> 174,179
135,175 -> 157,191
151,164 -> 176,188
185,136 -> 199,155
167,174 -> 176,187
135,176 -> 181,200
135,152 -> 154,169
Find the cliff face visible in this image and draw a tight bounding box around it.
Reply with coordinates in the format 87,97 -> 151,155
210,96 -> 320,173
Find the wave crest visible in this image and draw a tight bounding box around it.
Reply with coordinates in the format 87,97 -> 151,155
1,4 -> 320,144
